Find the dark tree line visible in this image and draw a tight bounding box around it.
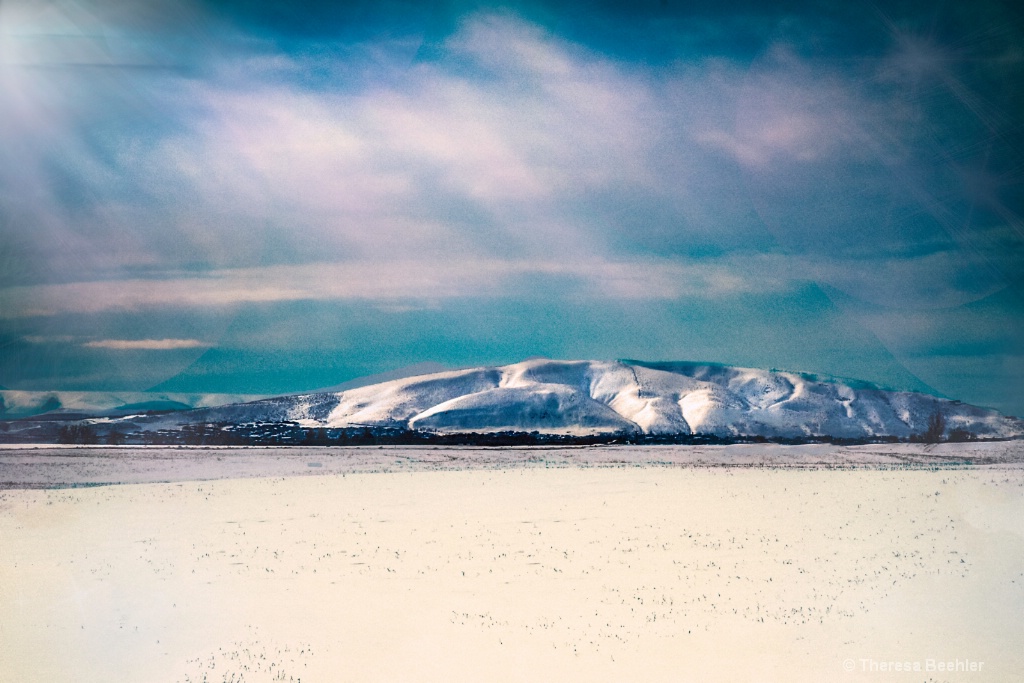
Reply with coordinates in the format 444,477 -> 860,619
909,408 -> 975,444
57,424 -> 99,444
54,422 -> 969,447
28,412 -> 985,447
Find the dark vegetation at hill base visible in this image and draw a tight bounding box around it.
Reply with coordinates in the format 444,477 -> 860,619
0,414 -> 992,447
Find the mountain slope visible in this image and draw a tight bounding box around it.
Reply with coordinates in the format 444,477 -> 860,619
132,359 -> 1023,440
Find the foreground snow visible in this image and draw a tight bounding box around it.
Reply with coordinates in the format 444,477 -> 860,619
2,441 -> 1024,488
2,462 -> 1022,682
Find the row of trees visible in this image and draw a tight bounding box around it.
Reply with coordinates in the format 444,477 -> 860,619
909,409 -> 976,444
50,421 -> 979,447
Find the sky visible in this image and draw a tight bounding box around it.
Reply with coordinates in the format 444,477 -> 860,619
1,0 -> 1022,415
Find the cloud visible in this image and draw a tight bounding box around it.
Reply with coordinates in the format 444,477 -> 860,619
3,242 -> 1008,318
136,14 -> 678,264
1,11 -> 711,292
23,335 -> 76,344
7,9 -> 1014,296
82,338 -> 209,350
0,255 -> 798,318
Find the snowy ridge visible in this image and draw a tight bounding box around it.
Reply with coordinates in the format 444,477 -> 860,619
168,359 -> 1023,439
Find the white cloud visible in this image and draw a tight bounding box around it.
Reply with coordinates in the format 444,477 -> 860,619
694,45 -> 895,170
82,338 -> 208,350
96,12 -> 681,271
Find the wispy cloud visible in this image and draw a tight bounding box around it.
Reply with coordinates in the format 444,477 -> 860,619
82,338 -> 209,350
0,255 -> 797,318
3,244 -> 1007,318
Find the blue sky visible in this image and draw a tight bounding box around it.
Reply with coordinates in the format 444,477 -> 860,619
1,0 -> 1022,414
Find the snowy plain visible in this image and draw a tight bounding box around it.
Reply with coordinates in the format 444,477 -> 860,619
1,443 -> 1023,682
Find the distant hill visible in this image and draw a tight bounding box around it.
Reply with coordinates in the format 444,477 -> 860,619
0,390 -> 266,419
96,358 -> 1023,441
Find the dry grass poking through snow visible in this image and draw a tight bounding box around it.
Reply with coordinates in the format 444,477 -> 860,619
1,463 -> 1023,682
179,628 -> 313,683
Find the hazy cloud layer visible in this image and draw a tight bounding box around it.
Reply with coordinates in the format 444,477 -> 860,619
1,255 -> 801,318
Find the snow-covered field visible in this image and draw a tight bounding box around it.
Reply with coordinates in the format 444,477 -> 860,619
2,441 -> 1024,488
2,445 -> 1023,682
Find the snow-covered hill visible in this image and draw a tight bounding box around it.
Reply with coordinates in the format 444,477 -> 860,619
134,359 -> 1024,440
